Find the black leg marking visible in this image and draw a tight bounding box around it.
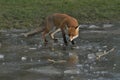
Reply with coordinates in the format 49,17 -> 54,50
61,29 -> 68,46
71,40 -> 75,45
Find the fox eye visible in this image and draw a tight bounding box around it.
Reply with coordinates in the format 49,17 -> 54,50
68,34 -> 74,37
68,34 -> 70,36
68,34 -> 72,36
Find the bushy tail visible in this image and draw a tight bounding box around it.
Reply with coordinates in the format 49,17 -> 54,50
23,27 -> 44,37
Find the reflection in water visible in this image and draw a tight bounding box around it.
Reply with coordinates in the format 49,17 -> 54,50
0,23 -> 120,80
67,53 -> 79,66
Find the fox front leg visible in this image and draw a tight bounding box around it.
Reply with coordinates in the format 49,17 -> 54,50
71,40 -> 75,45
61,29 -> 68,46
50,28 -> 61,42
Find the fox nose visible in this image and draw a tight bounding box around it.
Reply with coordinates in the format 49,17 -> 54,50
70,37 -> 74,41
70,35 -> 78,41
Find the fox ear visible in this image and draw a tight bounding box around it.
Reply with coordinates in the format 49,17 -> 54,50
75,26 -> 79,29
75,25 -> 80,29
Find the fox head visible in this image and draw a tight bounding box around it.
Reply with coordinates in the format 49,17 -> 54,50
68,26 -> 79,41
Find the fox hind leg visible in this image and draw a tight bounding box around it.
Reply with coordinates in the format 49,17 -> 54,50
42,30 -> 49,44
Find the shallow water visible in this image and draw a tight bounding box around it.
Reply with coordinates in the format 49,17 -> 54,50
0,23 -> 120,80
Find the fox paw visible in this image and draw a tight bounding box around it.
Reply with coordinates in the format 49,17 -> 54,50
53,39 -> 58,43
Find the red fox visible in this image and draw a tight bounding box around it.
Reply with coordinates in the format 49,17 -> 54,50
23,13 -> 79,45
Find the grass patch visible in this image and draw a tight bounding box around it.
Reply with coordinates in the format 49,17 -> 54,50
0,0 -> 120,29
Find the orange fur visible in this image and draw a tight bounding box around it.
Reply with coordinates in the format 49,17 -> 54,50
24,13 -> 79,45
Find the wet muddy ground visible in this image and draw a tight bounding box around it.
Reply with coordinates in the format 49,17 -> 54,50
0,23 -> 120,80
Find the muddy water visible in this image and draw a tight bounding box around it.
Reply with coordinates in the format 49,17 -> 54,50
0,23 -> 120,80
